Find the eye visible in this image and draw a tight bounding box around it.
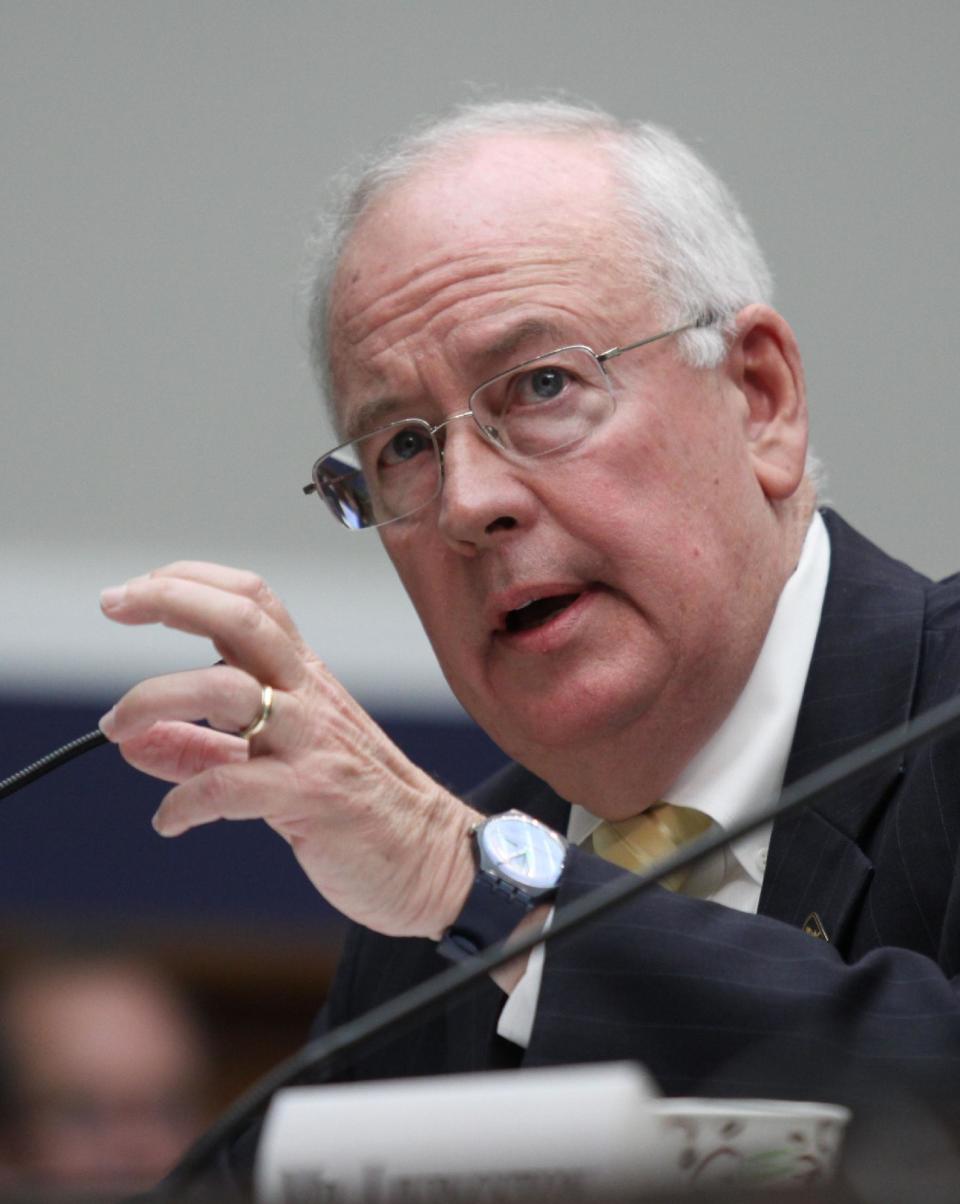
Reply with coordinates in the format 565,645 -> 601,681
378,425 -> 433,467
522,365 -> 569,403
472,351 -> 594,429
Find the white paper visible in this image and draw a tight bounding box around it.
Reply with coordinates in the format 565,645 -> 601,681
255,1062 -> 660,1203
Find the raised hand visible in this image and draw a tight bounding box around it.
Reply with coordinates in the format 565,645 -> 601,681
98,562 -> 479,939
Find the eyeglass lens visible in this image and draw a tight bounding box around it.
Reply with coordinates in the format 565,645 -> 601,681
313,347 -> 615,529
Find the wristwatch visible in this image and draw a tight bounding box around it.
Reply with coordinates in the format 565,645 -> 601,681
437,810 -> 569,962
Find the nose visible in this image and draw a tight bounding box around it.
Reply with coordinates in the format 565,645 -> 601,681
435,419 -> 537,554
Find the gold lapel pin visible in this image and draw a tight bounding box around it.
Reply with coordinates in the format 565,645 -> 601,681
802,912 -> 830,941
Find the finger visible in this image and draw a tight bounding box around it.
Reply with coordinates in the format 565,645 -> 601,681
100,574 -> 304,689
100,665 -> 264,742
117,720 -> 249,784
151,755 -> 298,836
147,562 -> 306,648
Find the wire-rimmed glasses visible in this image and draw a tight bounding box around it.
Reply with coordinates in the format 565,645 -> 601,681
303,315 -> 712,530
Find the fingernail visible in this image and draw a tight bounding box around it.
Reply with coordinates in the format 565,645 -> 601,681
98,707 -> 117,738
100,584 -> 127,612
152,809 -> 171,836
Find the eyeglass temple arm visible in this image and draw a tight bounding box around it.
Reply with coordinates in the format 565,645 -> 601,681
597,311 -> 719,365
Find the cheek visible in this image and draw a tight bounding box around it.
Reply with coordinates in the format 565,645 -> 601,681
588,399 -> 747,539
382,531 -> 431,607
566,439 -> 745,630
381,533 -> 461,649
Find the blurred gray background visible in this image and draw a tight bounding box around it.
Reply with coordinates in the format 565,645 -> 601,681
4,0 -> 959,711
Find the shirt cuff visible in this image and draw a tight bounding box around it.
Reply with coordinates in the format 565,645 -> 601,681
496,906 -> 553,1049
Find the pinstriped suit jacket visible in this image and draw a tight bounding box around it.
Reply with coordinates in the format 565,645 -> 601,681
307,510 -> 960,1112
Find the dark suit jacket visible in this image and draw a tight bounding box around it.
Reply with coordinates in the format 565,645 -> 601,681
310,512 -> 960,1092
208,510 -> 960,1192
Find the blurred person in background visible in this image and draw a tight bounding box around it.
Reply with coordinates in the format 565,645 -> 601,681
0,954 -> 212,1196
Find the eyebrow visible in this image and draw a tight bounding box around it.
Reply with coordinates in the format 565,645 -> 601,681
342,317 -> 578,442
481,318 -> 573,365
343,396 -> 409,443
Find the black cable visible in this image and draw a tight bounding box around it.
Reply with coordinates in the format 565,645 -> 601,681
0,729 -> 108,800
153,688 -> 960,1197
0,661 -> 229,802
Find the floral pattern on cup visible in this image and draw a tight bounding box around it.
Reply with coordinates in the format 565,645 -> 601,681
656,1100 -> 850,1190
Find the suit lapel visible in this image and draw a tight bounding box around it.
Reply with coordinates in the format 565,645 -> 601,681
759,510 -> 928,948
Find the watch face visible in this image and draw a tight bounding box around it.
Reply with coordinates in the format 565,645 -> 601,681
480,814 -> 566,890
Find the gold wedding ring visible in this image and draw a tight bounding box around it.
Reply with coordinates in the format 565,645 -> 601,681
238,684 -> 274,740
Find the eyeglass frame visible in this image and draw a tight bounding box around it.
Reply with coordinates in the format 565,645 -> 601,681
303,312 -> 717,530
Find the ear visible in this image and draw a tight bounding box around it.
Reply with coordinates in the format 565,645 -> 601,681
724,304 -> 808,501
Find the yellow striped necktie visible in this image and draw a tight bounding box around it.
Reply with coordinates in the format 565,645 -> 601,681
588,804 -> 712,893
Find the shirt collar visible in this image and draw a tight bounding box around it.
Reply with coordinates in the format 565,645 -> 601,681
568,512 -> 831,884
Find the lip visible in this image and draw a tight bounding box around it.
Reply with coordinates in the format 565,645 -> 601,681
487,581 -> 591,631
490,583 -> 602,652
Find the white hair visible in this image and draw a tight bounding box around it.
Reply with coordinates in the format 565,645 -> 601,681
307,98 -> 774,402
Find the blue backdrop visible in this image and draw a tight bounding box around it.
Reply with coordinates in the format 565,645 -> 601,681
0,695 -> 508,934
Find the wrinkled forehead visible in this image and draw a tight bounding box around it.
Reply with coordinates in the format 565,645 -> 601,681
325,135 -> 647,420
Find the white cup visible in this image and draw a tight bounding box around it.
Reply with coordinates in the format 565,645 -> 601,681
651,1098 -> 851,1190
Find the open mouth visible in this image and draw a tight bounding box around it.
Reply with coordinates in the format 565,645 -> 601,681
504,592 -> 583,634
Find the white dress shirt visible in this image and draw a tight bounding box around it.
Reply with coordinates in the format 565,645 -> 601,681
498,512 -> 831,1048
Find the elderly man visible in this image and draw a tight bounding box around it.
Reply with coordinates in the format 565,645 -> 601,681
99,101 -> 960,1178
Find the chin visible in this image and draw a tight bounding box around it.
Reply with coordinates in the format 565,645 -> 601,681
472,675 -> 662,767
